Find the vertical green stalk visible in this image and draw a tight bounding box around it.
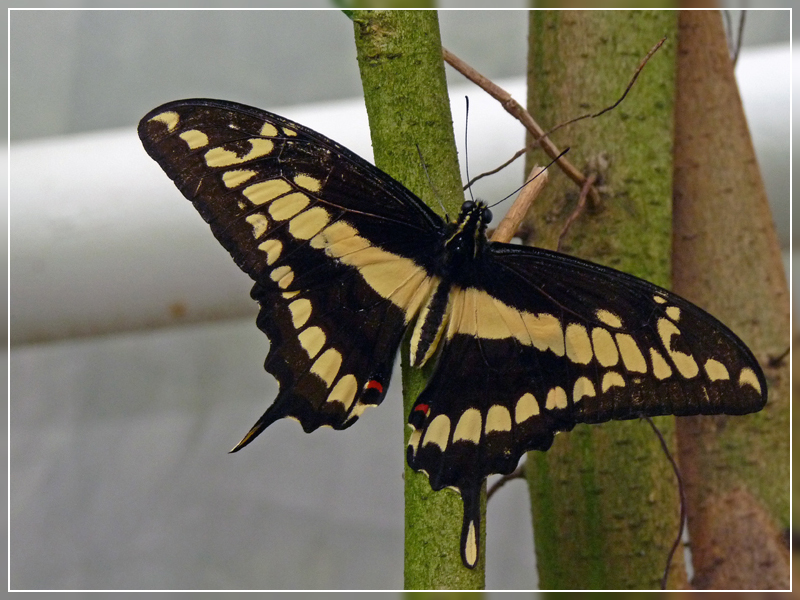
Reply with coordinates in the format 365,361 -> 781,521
350,10 -> 485,589
525,11 -> 684,589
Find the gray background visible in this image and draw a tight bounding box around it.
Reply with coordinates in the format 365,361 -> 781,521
9,9 -> 791,591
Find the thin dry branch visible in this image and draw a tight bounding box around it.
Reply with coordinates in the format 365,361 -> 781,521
444,39 -> 666,216
487,463 -> 526,502
464,146 -> 527,191
557,172 -> 597,252
543,37 -> 667,138
491,166 -> 548,244
442,46 -> 596,204
644,416 -> 687,591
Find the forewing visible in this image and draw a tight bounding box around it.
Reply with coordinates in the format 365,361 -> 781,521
139,99 -> 441,444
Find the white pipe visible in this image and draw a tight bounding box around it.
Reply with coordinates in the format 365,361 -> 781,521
9,81 -> 526,345
9,43 -> 790,345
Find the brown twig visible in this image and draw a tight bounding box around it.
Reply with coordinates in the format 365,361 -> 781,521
644,416 -> 687,591
442,46 -> 596,204
486,463 -> 526,502
464,146 -> 527,191
491,166 -> 548,244
768,346 -> 790,368
542,36 -> 668,140
556,172 -> 597,252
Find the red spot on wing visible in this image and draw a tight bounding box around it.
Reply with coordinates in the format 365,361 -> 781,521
414,403 -> 429,415
365,380 -> 383,394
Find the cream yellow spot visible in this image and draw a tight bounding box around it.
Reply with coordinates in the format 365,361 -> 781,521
258,239 -> 282,265
592,328 -> 619,367
456,288 -> 510,340
204,138 -> 274,167
666,306 -> 681,321
310,348 -> 342,388
704,359 -> 730,382
294,174 -> 322,192
601,371 -> 626,392
485,405 -> 512,434
298,326 -> 325,359
315,232 -> 372,259
657,319 -> 699,378
288,207 -> 331,240
260,122 -> 279,137
179,129 -> 209,149
522,312 -> 565,356
573,377 -> 596,402
410,284 -> 450,367
565,323 -> 593,364
318,223 -> 435,323
473,290 -> 510,339
515,393 -> 539,423
268,192 -> 310,221
310,221 -> 358,250
465,521 -> 478,567
649,348 -> 672,380
453,408 -> 482,444
283,127 -> 297,137
545,387 -> 568,410
289,298 -> 312,329
654,295 -> 667,304
346,401 -> 371,423
243,179 -> 292,204
738,367 -> 762,394
391,272 -> 435,326
615,333 -> 647,373
278,271 -> 294,289
492,299 -> 531,346
270,265 -> 294,289
422,414 -> 451,451
282,290 -> 300,299
339,246 -> 430,319
223,169 -> 257,188
326,374 -> 358,410
245,213 -> 269,238
407,429 -> 422,455
596,309 -> 622,328
150,111 -> 179,132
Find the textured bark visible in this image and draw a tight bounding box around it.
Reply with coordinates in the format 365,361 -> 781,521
351,10 -> 485,589
525,11 -> 687,589
672,10 -> 790,590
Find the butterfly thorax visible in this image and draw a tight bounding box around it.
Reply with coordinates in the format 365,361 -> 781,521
409,200 -> 492,368
439,200 -> 491,275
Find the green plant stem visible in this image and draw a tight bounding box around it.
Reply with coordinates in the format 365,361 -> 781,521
350,9 -> 485,590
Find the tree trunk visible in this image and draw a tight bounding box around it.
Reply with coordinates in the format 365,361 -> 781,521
525,11 -> 687,589
672,10 -> 790,590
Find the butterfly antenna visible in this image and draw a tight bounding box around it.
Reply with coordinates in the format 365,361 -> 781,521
416,143 -> 450,221
463,96 -> 476,202
488,147 -> 570,209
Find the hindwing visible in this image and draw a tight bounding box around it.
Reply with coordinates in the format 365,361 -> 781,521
407,243 -> 766,567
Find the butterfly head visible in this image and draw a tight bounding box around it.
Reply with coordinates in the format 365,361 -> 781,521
443,200 -> 492,264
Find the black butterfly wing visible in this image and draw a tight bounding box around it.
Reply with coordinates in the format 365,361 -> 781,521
407,241 -> 766,568
138,99 -> 443,441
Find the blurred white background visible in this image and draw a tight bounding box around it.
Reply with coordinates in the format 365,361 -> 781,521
8,8 -> 790,591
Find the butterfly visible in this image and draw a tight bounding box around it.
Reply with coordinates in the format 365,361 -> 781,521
138,98 -> 767,569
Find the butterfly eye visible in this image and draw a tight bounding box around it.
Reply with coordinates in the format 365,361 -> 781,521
483,208 -> 493,224
462,200 -> 475,212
